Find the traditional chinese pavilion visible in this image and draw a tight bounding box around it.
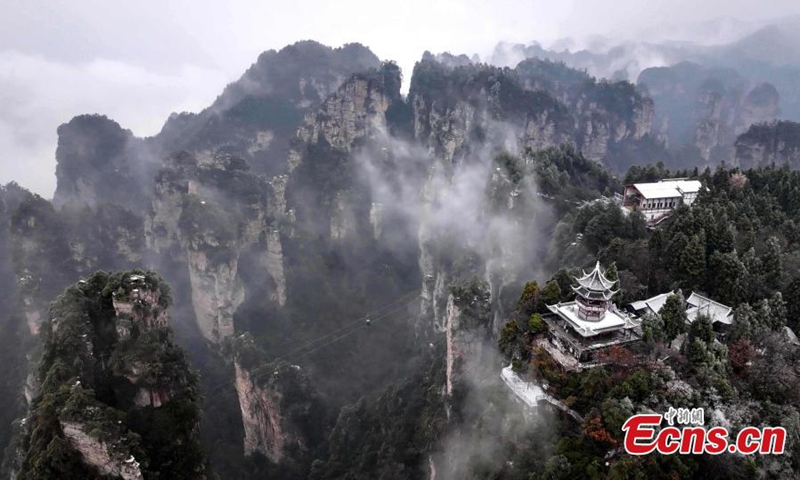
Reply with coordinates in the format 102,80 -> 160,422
542,262 -> 641,369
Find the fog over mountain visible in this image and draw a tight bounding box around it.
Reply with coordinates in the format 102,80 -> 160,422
2,0 -> 800,195
5,3 -> 800,479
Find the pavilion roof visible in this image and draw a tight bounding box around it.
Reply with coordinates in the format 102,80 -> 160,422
546,301 -> 636,337
572,285 -> 618,301
574,261 -> 617,292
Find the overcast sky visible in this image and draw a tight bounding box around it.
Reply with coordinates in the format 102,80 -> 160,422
2,0 -> 799,197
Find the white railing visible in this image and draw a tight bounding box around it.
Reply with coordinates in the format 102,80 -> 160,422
500,366 -> 583,422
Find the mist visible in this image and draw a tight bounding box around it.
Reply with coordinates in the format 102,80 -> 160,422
429,343 -> 559,479
356,110 -> 556,325
347,110 -> 561,477
0,52 -> 225,195
3,0 -> 800,196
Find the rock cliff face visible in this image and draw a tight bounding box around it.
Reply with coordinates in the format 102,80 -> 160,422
285,65 -> 400,242
407,60 -> 559,337
229,334 -> 324,465
734,120 -> 800,168
0,185 -> 34,466
110,273 -> 185,407
443,288 -> 492,400
234,362 -> 293,461
146,152 -> 285,342
154,41 -> 382,179
293,73 -> 393,153
639,62 -> 780,164
53,42 -> 382,212
515,58 -> 654,164
8,196 -> 76,337
409,57 -> 576,167
8,191 -> 146,344
60,421 -> 144,480
183,246 -> 244,341
738,83 -> 781,135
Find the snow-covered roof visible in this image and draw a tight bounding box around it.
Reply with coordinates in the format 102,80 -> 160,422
546,301 -> 633,337
629,291 -> 674,315
631,179 -> 702,200
575,261 -> 617,292
573,285 -> 617,301
686,292 -> 733,325
784,326 -> 800,347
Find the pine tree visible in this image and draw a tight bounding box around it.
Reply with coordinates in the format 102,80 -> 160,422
688,313 -> 714,344
785,276 -> 800,332
516,281 -> 540,317
661,292 -> 687,345
767,292 -> 788,330
604,262 -> 621,303
712,166 -> 731,192
605,262 -> 619,283
641,313 -> 665,344
678,232 -> 706,291
541,279 -> 561,306
686,338 -> 710,373
763,236 -> 783,290
709,250 -> 746,305
709,222 -> 735,254
741,247 -> 765,302
729,304 -> 756,342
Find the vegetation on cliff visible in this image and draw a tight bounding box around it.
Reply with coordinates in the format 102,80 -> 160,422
13,270 -> 206,479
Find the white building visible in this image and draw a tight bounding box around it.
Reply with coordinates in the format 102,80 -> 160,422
628,291 -> 733,327
623,179 -> 703,226
543,262 -> 641,368
686,292 -> 733,326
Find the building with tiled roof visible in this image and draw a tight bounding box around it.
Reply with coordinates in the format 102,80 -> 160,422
623,179 -> 702,226
628,291 -> 733,327
542,262 -> 641,369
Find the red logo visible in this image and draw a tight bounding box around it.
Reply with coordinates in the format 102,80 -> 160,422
622,411 -> 786,455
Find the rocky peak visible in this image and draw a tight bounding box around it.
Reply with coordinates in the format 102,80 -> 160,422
210,41 -> 381,113
155,42 -> 383,177
737,82 -> 780,135
229,334 -> 323,463
60,420 -> 144,480
408,58 -> 575,166
283,62 -> 403,244
12,270 -> 206,479
146,151 -> 286,342
515,57 -> 655,164
111,272 -> 169,338
54,42 -> 382,211
293,63 -> 401,155
443,282 -> 492,407
53,115 -> 158,212
734,120 -> 800,168
421,50 -> 475,68
636,62 -> 783,164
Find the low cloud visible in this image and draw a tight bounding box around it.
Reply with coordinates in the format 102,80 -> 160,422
0,51 -> 226,196
430,343 -> 558,479
3,0 -> 800,196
